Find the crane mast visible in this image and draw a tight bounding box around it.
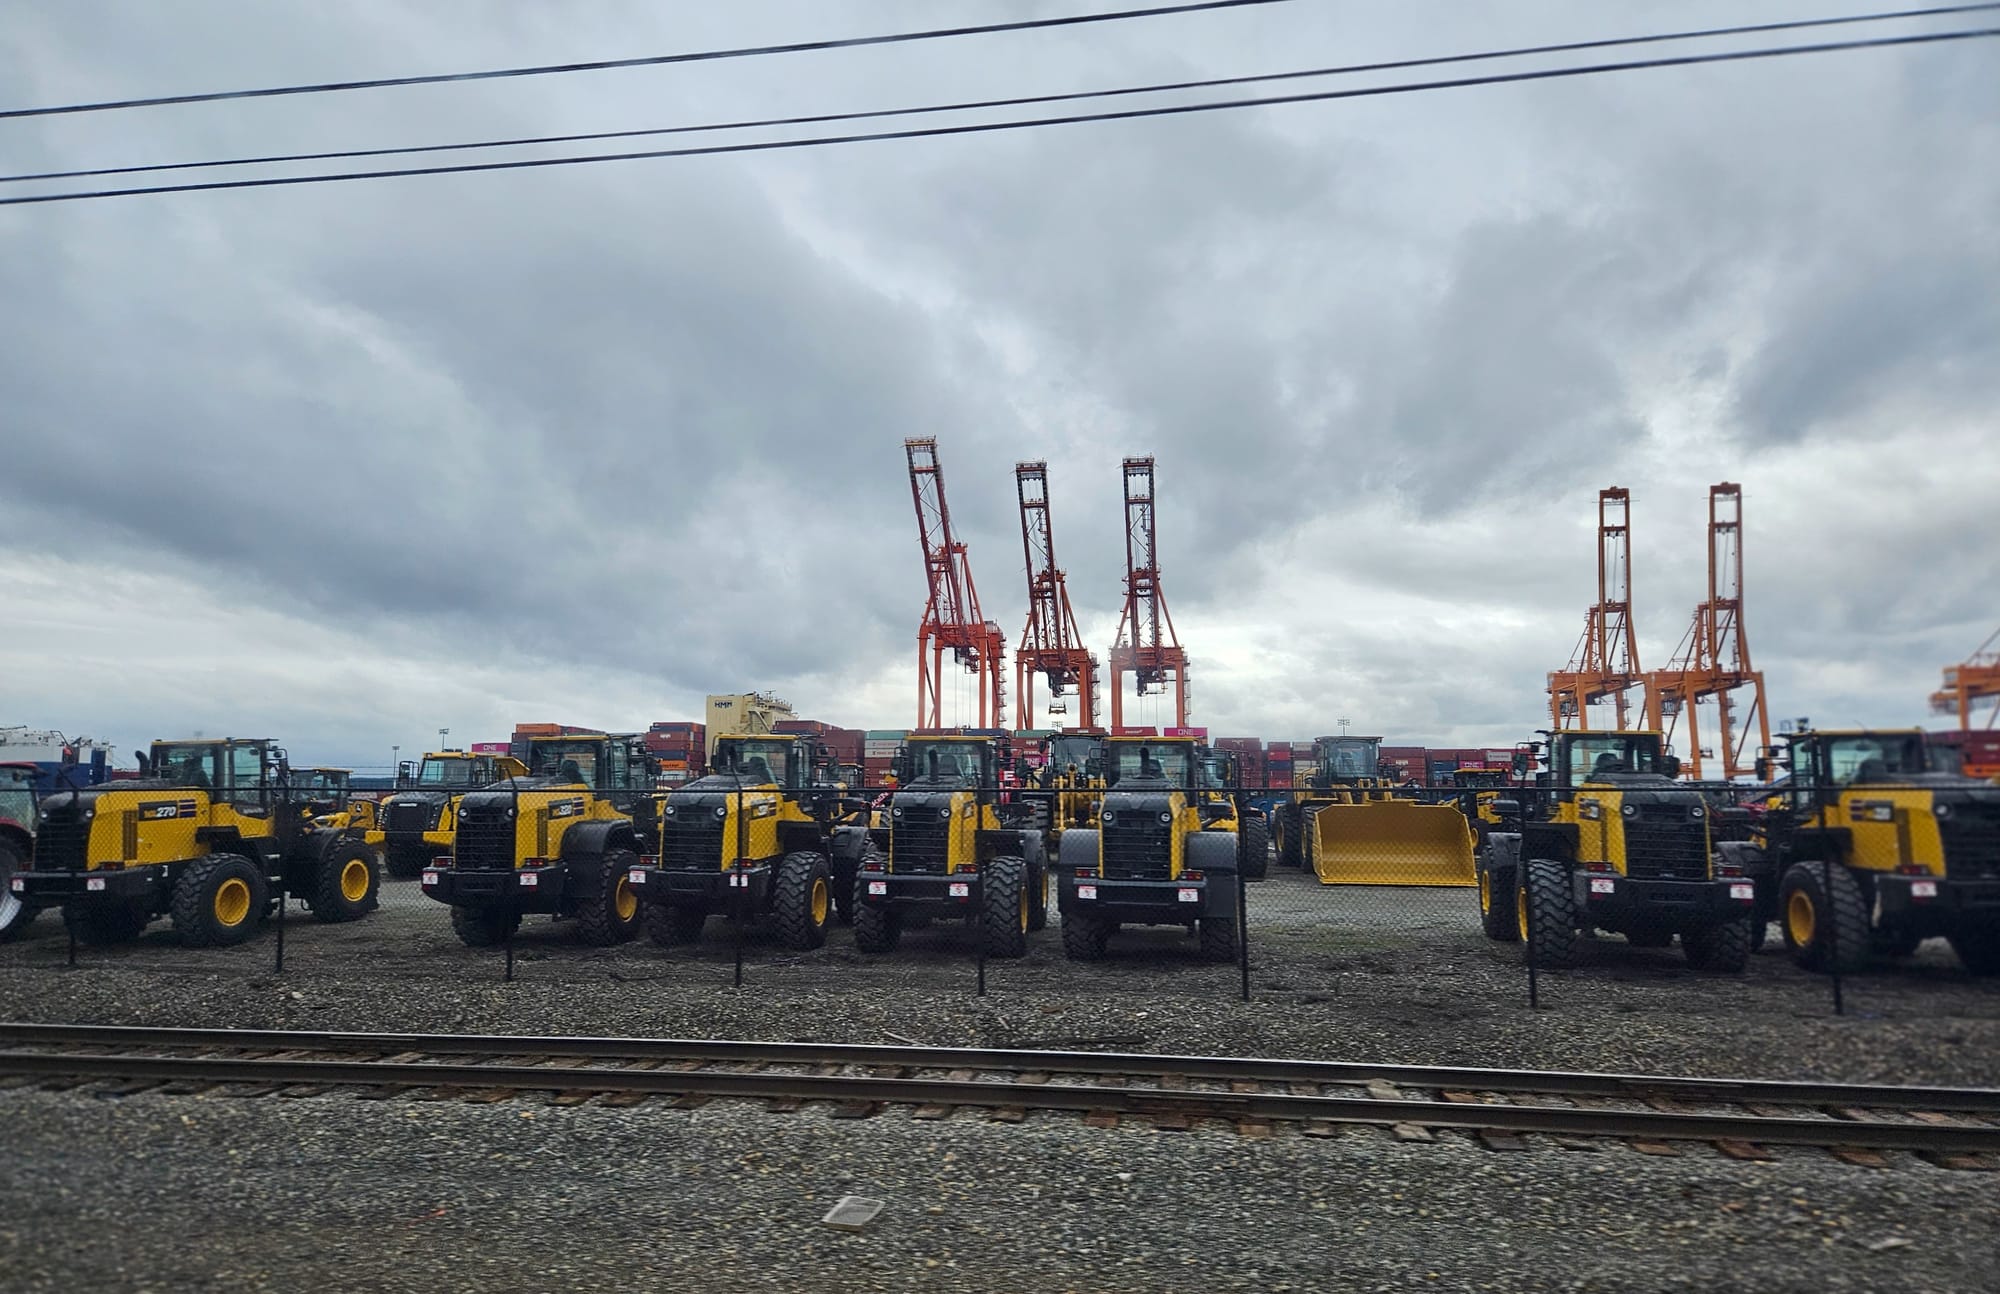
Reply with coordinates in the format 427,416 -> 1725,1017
1014,461 -> 1099,730
1548,487 -> 1646,731
1108,456 -> 1189,729
1931,626 -> 2000,730
906,439 -> 1006,730
1646,483 -> 1769,780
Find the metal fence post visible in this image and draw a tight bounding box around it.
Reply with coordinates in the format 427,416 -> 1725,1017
273,868 -> 286,974
504,924 -> 515,983
1825,864 -> 1845,1016
976,853 -> 988,999
1237,851 -> 1250,1004
1524,858 -> 1540,1010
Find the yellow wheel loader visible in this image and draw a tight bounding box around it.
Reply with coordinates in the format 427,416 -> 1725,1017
373,749 -> 529,878
1475,731 -> 1755,971
10,739 -> 379,947
1273,736 -> 1475,886
1738,729 -> 2000,975
850,735 -> 1050,958
626,734 -> 867,951
1054,737 -> 1241,961
420,734 -> 655,947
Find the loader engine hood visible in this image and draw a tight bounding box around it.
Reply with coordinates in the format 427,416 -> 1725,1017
1099,788 -> 1175,826
458,778 -> 572,812
889,790 -> 966,821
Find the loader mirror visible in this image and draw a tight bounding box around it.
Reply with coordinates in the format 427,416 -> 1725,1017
1754,758 -> 1772,782
1662,755 -> 1681,780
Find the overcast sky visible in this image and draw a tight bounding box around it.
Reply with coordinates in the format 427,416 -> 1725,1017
2,1 -> 1996,771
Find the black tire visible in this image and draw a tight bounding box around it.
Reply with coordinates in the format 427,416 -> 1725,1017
311,837 -> 379,923
451,904 -> 521,948
574,848 -> 643,946
1276,805 -> 1304,869
1198,910 -> 1237,962
1778,861 -> 1868,974
1027,857 -> 1049,933
383,843 -> 432,880
170,853 -> 268,948
62,900 -> 152,946
0,838 -> 37,942
831,850 -> 859,928
643,900 -> 708,947
773,851 -> 833,951
853,885 -> 902,953
1681,918 -> 1751,972
1749,917 -> 1769,953
1238,815 -> 1269,881
981,856 -> 1029,959
1948,920 -> 2000,976
1521,858 -> 1579,970
1478,849 -> 1518,943
1061,908 -> 1110,961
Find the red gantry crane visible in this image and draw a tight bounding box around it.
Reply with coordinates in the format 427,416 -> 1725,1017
1931,627 -> 2000,730
1646,483 -> 1770,780
1548,487 -> 1646,731
1108,456 -> 1189,730
1014,461 -> 1099,730
906,438 -> 1006,731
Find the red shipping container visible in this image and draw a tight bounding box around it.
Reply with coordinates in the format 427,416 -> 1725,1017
1111,727 -> 1158,737
1163,726 -> 1208,740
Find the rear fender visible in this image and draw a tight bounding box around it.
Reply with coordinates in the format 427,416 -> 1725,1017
558,819 -> 636,864
1184,830 -> 1238,879
1058,829 -> 1100,875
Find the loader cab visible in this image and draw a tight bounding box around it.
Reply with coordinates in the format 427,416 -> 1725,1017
1104,738 -> 1197,789
411,751 -> 519,790
1547,731 -> 1673,789
0,763 -> 38,835
297,767 -> 352,810
146,738 -> 282,815
1042,733 -> 1105,786
1312,736 -> 1384,788
527,734 -> 653,796
901,738 -> 997,790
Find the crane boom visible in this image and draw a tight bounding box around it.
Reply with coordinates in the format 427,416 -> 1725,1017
906,439 -> 1006,730
1014,461 -> 1098,730
1108,456 -> 1188,729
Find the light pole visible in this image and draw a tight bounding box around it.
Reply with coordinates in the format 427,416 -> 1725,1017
438,727 -> 449,750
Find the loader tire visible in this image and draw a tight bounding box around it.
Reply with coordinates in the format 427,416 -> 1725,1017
384,844 -> 431,880
311,838 -> 379,923
1061,909 -> 1111,961
1779,861 -> 1868,974
981,856 -> 1030,960
451,904 -> 521,948
1681,918 -> 1751,972
774,851 -> 833,951
1238,815 -> 1269,881
1277,805 -> 1305,870
1478,848 -> 1518,943
0,838 -> 37,942
644,901 -> 707,947
1521,858 -> 1579,970
853,887 -> 902,953
171,854 -> 268,948
1027,859 -> 1049,933
1198,910 -> 1238,962
574,848 -> 642,946
63,900 -> 152,946
1948,920 -> 2000,976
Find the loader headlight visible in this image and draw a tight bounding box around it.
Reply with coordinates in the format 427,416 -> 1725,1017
1621,803 -> 1638,819
1158,811 -> 1173,824
713,805 -> 728,819
938,807 -> 952,821
892,807 -> 904,819
661,805 -> 675,818
1689,806 -> 1706,820
1935,803 -> 1953,819
1101,811 -> 1116,825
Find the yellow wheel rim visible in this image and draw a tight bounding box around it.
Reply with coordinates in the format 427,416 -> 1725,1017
1018,883 -> 1029,932
613,876 -> 638,921
1478,870 -> 1492,915
1787,890 -> 1817,946
339,859 -> 370,902
1516,879 -> 1529,941
810,877 -> 829,924
214,877 -> 252,927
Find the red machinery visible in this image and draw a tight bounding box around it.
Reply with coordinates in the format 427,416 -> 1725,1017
1647,483 -> 1770,780
905,438 -> 1006,730
1931,626 -> 2000,732
1108,456 -> 1189,730
1548,487 -> 1646,731
1013,461 -> 1098,730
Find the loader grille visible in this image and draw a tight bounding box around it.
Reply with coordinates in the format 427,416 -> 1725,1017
454,810 -> 516,872
1621,822 -> 1709,881
32,809 -> 88,872
658,819 -> 725,871
891,818 -> 948,875
1101,824 -> 1170,881
1941,804 -> 2000,880
386,802 -> 434,835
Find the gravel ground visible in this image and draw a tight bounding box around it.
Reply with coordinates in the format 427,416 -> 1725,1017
1,1085 -> 1994,1293
1,869 -> 1994,1084
4,868 -> 1998,1292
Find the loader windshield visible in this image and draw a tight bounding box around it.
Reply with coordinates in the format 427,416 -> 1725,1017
1321,738 -> 1381,782
0,766 -> 36,830
712,739 -> 791,787
416,758 -> 478,788
1044,736 -> 1101,782
1106,743 -> 1195,787
1564,734 -> 1663,783
909,741 -> 985,787
532,741 -> 605,787
151,743 -> 223,790
1825,734 -> 1927,785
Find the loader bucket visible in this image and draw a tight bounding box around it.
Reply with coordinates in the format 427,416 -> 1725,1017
1310,799 -> 1477,887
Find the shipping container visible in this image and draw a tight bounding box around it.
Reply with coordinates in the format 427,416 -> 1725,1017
1214,737 -> 1262,752
514,723 -> 562,737
470,742 -> 511,755
1111,726 -> 1158,737
865,729 -> 907,740
1163,726 -> 1208,740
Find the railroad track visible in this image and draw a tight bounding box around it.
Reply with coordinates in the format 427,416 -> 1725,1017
2,1023 -> 1995,1166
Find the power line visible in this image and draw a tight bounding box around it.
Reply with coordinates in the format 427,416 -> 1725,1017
0,0 -> 1296,121
11,3 -> 1995,186
4,26 -> 1993,208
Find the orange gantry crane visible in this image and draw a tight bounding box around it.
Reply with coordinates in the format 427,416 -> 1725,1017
1548,487 -> 1646,731
1108,456 -> 1189,730
1014,461 -> 1099,730
1646,483 -> 1770,780
1931,627 -> 2000,730
905,438 -> 1006,730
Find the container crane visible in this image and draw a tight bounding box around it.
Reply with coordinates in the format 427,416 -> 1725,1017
1930,627 -> 2000,730
906,438 -> 1006,730
1547,487 -> 1646,731
1108,456 -> 1189,730
1014,461 -> 1099,730
1646,483 -> 1769,780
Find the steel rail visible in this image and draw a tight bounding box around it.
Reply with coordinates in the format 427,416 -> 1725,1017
1,1048 -> 1994,1154
3,1022 -> 1996,1114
